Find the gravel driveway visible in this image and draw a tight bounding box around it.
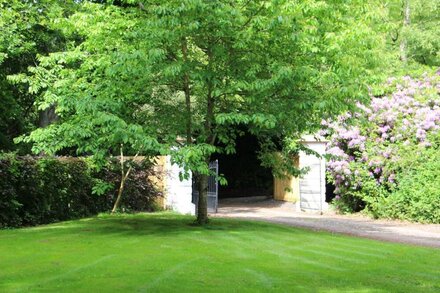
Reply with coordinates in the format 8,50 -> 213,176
213,197 -> 440,248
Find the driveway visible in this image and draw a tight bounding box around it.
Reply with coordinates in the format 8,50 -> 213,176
213,197 -> 440,248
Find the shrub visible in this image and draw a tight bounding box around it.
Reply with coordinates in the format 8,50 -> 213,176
322,72 -> 440,222
95,158 -> 163,212
0,154 -> 22,227
0,155 -> 161,228
376,134 -> 440,223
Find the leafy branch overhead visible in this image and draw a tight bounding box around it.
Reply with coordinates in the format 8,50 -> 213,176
4,0 -> 400,222
15,0 -> 383,157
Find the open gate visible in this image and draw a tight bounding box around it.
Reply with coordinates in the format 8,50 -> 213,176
191,160 -> 219,213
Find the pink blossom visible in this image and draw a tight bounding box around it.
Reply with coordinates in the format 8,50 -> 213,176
322,73 -> 440,202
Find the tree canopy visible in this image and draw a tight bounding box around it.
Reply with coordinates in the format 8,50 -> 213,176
2,0 -> 438,223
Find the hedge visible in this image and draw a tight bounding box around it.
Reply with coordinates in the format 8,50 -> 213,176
0,154 -> 162,228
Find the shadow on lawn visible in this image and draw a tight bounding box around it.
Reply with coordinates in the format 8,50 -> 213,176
23,213 -> 298,238
3,213 -> 440,293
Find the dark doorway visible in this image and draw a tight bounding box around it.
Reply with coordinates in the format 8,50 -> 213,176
213,132 -> 273,199
326,182 -> 336,203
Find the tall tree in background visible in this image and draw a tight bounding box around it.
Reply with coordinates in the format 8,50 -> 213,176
400,0 -> 410,62
387,0 -> 439,68
405,0 -> 440,66
0,0 -> 76,151
14,0 -> 384,224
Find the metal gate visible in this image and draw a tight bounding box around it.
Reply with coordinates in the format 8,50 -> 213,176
191,160 -> 219,213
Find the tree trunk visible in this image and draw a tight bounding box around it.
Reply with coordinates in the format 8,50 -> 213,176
111,145 -> 136,213
181,38 -> 192,145
400,0 -> 410,62
196,172 -> 209,224
39,106 -> 58,128
195,83 -> 214,224
111,164 -> 134,213
195,44 -> 215,225
112,178 -> 126,213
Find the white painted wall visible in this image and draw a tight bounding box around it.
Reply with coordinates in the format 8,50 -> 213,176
298,139 -> 328,212
164,157 -> 196,215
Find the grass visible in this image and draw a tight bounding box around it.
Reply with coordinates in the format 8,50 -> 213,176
0,213 -> 439,292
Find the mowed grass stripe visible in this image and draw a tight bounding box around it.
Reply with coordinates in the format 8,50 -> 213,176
0,213 -> 439,293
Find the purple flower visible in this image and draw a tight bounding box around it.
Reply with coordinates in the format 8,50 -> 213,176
322,73 -> 440,206
327,147 -> 347,158
378,125 -> 390,134
388,173 -> 395,183
416,128 -> 426,140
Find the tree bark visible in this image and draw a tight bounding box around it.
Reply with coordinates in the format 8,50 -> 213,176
112,177 -> 126,213
194,44 -> 215,224
111,146 -> 137,213
111,163 -> 134,213
400,0 -> 410,62
196,172 -> 209,224
39,105 -> 58,128
195,73 -> 215,224
181,38 -> 192,145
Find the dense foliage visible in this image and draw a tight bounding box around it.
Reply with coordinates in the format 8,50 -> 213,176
0,0 -> 75,151
383,134 -> 440,223
323,72 -> 440,222
399,0 -> 440,66
0,154 -> 161,228
9,0 -> 387,223
1,1 -> 439,223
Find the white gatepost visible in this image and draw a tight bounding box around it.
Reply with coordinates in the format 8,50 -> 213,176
297,135 -> 328,213
164,157 -> 196,215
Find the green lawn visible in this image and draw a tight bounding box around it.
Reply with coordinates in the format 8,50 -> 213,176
0,213 -> 439,292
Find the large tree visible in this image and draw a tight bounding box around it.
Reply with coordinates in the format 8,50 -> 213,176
386,0 -> 440,68
0,0 -> 78,151
15,0 -> 384,224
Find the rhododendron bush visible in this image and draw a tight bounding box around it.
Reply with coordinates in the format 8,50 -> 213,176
322,73 -> 440,222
